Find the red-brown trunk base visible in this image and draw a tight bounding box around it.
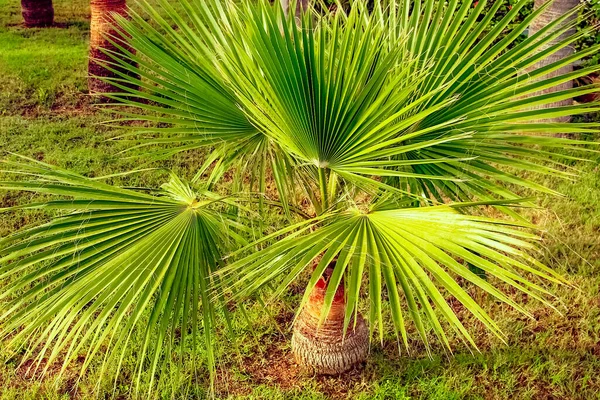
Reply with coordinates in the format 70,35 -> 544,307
291,271 -> 369,375
21,0 -> 54,27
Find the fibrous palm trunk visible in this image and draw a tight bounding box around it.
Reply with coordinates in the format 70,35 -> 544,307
291,267 -> 369,374
21,0 -> 54,27
88,0 -> 137,98
527,0 -> 578,122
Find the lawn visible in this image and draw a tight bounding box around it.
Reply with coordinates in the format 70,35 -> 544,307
0,1 -> 599,399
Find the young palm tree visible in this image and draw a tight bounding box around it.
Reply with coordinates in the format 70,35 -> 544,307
1,0 -> 599,395
21,0 -> 54,27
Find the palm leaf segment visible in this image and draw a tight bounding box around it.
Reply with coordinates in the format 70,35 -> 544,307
0,158 -> 244,393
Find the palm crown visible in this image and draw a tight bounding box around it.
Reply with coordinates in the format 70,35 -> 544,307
1,0 -> 599,396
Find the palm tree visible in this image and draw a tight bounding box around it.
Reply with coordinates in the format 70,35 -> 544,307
1,0 -> 599,394
88,0 -> 137,97
526,0 -> 580,122
21,0 -> 54,27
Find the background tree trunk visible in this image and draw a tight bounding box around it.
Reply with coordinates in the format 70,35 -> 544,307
280,0 -> 310,18
88,0 -> 137,99
291,268 -> 369,374
21,0 -> 54,27
527,0 -> 579,122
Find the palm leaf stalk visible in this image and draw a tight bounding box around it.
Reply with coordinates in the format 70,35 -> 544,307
1,0 -> 600,395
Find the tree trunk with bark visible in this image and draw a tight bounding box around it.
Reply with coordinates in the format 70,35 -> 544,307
575,72 -> 600,103
291,267 -> 369,374
88,0 -> 137,99
526,0 -> 579,122
21,0 -> 54,27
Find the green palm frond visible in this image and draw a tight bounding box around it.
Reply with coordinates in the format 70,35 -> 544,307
0,157 -> 246,395
101,0 -> 599,209
374,0 -> 600,204
220,203 -> 566,353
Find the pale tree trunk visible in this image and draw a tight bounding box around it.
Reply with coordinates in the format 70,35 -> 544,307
280,0 -> 310,18
21,0 -> 54,27
527,0 -> 579,122
291,267 -> 369,374
88,0 -> 137,99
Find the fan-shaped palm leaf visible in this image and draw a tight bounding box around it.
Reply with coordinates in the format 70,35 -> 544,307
376,0 -> 600,207
0,157 -> 246,395
219,203 -> 566,352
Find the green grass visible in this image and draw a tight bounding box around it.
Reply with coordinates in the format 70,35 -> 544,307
1,1 -> 600,399
0,0 -> 89,115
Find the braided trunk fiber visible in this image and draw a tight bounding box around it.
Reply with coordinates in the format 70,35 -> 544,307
291,268 -> 369,374
21,0 -> 54,27
88,0 -> 138,99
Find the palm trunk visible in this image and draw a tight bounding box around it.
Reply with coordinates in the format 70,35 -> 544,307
575,73 -> 600,103
88,0 -> 137,98
21,0 -> 54,27
291,267 -> 369,374
526,0 -> 578,122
